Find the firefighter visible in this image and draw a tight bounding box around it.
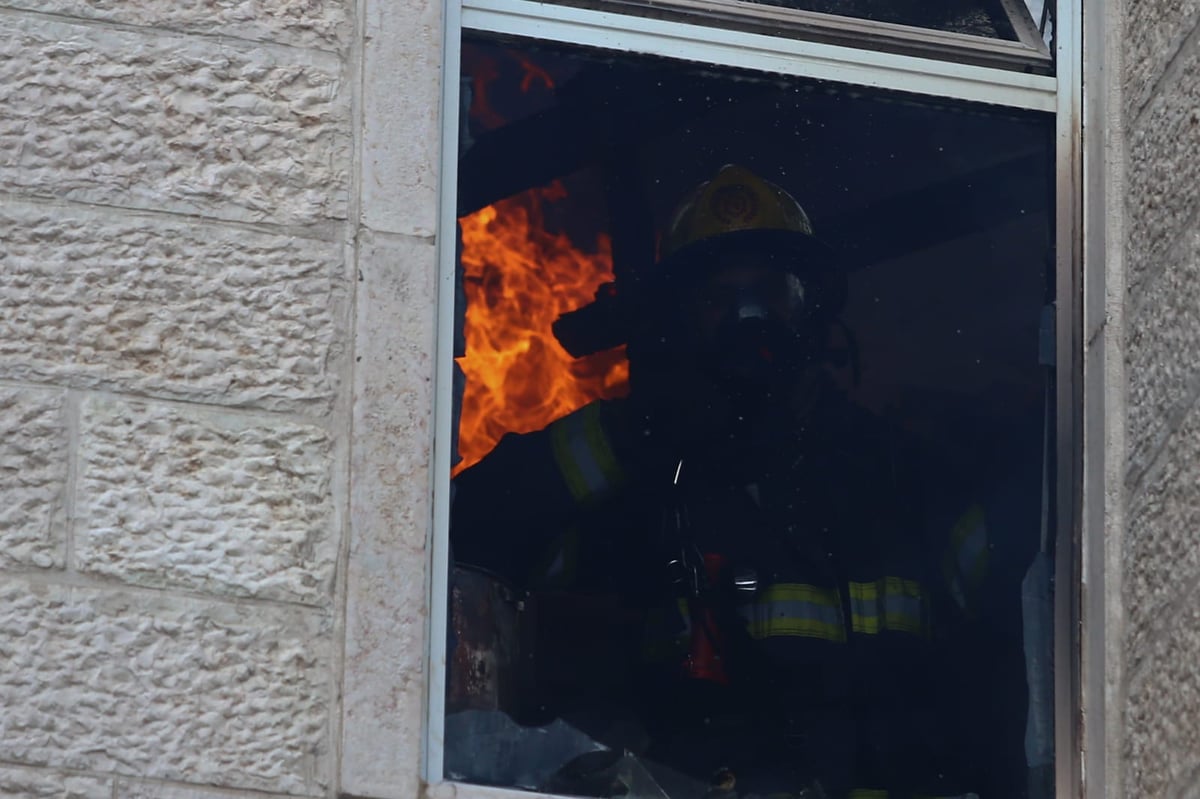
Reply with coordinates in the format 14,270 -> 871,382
451,165 -> 995,799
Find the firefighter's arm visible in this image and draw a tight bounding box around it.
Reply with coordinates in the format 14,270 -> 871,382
450,399 -> 637,582
934,498 -> 1037,798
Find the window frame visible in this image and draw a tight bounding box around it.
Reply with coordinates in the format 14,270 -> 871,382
492,0 -> 1054,72
423,0 -> 1088,791
459,0 -> 1056,109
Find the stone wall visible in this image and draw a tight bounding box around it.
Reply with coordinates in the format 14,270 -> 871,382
0,0 -> 442,797
1120,0 -> 1200,791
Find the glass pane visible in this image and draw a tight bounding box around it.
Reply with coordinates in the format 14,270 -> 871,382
446,36 -> 1056,799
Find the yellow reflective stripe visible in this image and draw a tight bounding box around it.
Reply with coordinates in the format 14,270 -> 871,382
849,578 -> 929,637
750,616 -> 846,641
550,417 -> 589,501
882,576 -> 926,635
852,614 -> 881,634
748,583 -> 846,643
849,579 -> 881,634
762,583 -> 842,606
549,403 -> 622,503
751,580 -> 929,642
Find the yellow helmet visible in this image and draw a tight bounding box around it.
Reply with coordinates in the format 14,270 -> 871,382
656,164 -> 844,318
662,164 -> 816,258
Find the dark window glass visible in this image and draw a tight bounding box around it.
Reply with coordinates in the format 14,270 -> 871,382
446,37 -> 1056,799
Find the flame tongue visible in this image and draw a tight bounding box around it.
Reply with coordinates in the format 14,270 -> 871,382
455,184 -> 630,473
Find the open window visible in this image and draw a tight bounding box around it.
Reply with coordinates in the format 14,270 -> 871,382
428,4 -> 1077,798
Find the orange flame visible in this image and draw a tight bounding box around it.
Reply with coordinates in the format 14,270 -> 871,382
455,184 -> 631,474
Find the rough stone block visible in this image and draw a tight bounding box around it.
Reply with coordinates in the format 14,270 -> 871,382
1123,0 -> 1200,117
1124,395 -> 1200,662
75,396 -> 337,605
117,779 -> 293,799
1125,587 -> 1200,798
0,387 -> 68,570
340,232 -> 436,799
361,0 -> 442,237
0,16 -> 349,227
2,0 -> 352,52
0,579 -> 330,795
1126,229 -> 1200,475
1127,40 -> 1200,298
0,766 -> 109,799
0,200 -> 346,412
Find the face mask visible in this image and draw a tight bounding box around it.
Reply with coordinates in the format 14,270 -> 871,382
707,280 -> 811,387
629,266 -> 819,409
713,316 -> 803,384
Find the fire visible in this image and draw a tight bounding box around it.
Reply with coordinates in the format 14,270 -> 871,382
455,183 -> 630,473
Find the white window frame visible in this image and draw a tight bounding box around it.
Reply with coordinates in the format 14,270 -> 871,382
422,0 -> 1091,791
476,0 -> 1055,73
460,0 -> 1056,109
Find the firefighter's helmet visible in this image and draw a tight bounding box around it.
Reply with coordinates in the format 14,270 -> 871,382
655,164 -> 845,321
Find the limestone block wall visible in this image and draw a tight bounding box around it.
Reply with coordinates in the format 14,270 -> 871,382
0,0 -> 443,797
1120,0 -> 1200,792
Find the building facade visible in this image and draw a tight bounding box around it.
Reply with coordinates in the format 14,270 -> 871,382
0,0 -> 1194,795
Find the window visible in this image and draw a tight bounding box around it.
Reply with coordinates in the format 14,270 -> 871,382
427,1 -> 1078,797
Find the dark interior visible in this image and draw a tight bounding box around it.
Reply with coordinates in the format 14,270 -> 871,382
447,35 -> 1057,799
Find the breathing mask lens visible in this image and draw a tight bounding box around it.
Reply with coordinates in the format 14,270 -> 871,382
707,271 -> 810,383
